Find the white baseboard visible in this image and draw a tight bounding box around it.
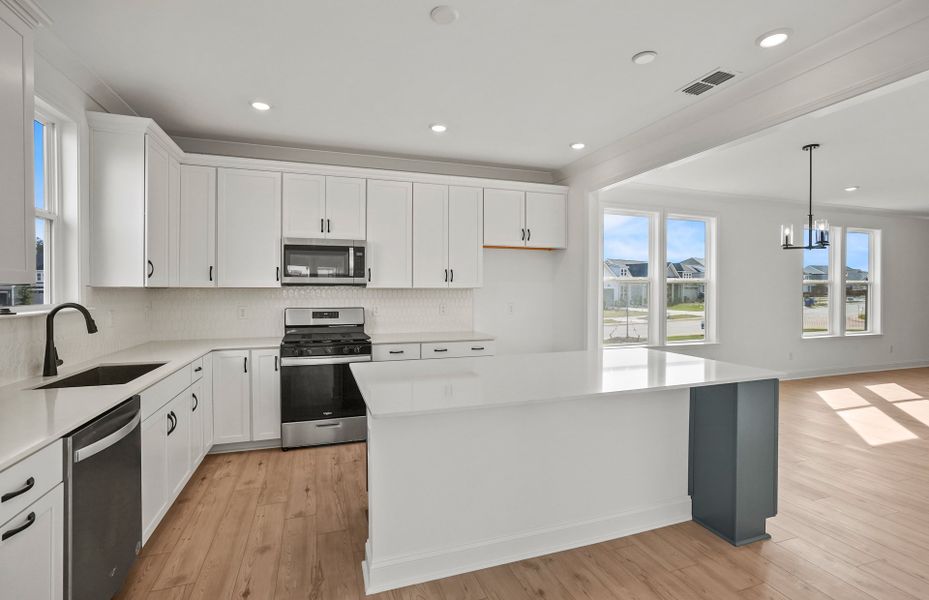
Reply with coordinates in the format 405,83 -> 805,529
783,360 -> 929,381
362,496 -> 692,594
207,439 -> 282,454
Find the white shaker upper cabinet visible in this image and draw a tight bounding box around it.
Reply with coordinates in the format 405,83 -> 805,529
178,165 -> 217,287
325,176 -> 366,240
366,180 -> 413,288
144,136 -> 172,287
525,191 -> 567,249
448,186 -> 483,287
483,188 -> 525,247
412,183 -> 448,288
0,5 -> 34,284
282,173 -> 325,239
217,168 -> 282,287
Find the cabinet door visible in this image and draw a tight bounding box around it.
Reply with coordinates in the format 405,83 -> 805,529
483,188 -> 525,247
145,135 -> 172,287
217,169 -> 282,287
189,380 -> 205,467
167,157 -> 181,287
141,407 -> 168,541
448,186 -> 483,288
325,176 -> 366,240
282,173 -> 325,239
0,6 -> 34,284
525,192 -> 567,249
165,392 -> 191,500
412,183 -> 448,288
250,349 -> 281,442
179,165 -> 217,287
212,350 -> 251,444
367,180 -> 413,288
0,483 -> 63,600
201,353 -> 215,450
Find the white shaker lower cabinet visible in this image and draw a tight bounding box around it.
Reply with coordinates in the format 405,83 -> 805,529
0,484 -> 64,600
217,168 -> 282,287
141,405 -> 170,541
201,353 -> 215,449
366,179 -> 413,287
251,349 -> 281,442
189,379 -> 206,468
212,350 -> 252,444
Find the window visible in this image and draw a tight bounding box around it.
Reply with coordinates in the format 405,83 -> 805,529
601,209 -> 715,347
602,212 -> 651,345
0,117 -> 57,308
802,232 -> 831,336
800,227 -> 880,337
666,218 -> 708,343
845,229 -> 876,334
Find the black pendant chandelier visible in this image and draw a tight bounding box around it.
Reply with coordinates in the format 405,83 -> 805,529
780,143 -> 829,250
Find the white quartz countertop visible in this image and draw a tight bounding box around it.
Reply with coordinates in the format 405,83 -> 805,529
351,347 -> 781,418
0,338 -> 279,472
369,331 -> 495,345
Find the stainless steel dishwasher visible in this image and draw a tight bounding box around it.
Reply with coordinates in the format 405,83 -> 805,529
64,396 -> 142,600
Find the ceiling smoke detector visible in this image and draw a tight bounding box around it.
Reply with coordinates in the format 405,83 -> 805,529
430,6 -> 459,25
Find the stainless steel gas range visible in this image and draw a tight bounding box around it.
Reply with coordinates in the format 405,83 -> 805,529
279,307 -> 371,448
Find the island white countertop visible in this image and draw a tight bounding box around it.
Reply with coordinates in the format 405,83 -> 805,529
351,347 -> 781,418
0,338 -> 279,471
369,331 -> 494,345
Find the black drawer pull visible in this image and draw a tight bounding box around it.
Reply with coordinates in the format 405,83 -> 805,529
434,348 -> 448,353
388,350 -> 404,355
2,512 -> 35,541
192,393 -> 199,412
167,411 -> 177,436
194,366 -> 202,373
471,347 -> 485,351
1,477 -> 35,503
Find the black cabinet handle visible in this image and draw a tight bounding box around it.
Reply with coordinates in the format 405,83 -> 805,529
194,366 -> 202,373
276,266 -> 280,282
471,346 -> 485,351
367,268 -> 371,283
388,350 -> 404,355
521,228 -> 525,241
444,269 -> 448,282
450,269 -> 454,283
434,348 -> 448,353
320,218 -> 325,233
192,393 -> 198,412
1,477 -> 35,503
147,260 -> 154,278
327,219 -> 331,233
167,411 -> 177,436
209,266 -> 213,282
1,512 -> 35,541
244,357 -> 248,373
527,228 -> 531,241
274,356 -> 279,371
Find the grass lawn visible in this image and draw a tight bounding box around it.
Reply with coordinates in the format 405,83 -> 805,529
668,334 -> 705,342
667,303 -> 704,312
604,309 -> 649,318
667,314 -> 702,320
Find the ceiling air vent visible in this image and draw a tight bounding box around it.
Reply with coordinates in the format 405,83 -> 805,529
680,69 -> 738,96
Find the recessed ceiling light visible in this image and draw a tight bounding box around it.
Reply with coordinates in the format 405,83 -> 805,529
570,142 -> 586,150
844,186 -> 860,192
250,101 -> 271,111
756,29 -> 791,48
430,5 -> 459,25
631,51 -> 658,65
430,123 -> 448,133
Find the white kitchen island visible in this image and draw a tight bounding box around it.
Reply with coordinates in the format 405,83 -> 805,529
351,348 -> 780,594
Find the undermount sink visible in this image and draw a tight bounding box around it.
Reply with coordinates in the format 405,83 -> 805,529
35,363 -> 166,390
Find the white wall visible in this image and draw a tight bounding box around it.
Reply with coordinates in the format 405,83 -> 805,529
573,184 -> 929,377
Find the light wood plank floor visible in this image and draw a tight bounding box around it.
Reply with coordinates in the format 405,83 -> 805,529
118,367 -> 929,600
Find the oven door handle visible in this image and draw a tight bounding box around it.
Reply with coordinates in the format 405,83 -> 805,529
280,356 -> 372,367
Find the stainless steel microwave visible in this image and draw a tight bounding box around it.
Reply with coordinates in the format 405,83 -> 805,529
281,238 -> 366,286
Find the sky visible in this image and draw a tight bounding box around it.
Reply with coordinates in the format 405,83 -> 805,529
803,229 -> 869,273
34,120 -> 44,211
603,214 -> 705,262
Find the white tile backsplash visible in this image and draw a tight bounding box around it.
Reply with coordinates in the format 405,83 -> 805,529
148,287 -> 473,340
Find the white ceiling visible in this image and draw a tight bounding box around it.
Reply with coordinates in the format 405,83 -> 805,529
632,71 -> 929,214
38,0 -> 899,171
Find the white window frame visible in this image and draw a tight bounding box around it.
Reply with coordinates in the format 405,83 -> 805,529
598,202 -> 717,349
842,227 -> 881,336
33,111 -> 59,307
801,226 -> 836,338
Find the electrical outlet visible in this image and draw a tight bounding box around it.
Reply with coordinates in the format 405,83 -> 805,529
237,306 -> 248,320
788,351 -> 794,361
371,305 -> 379,316
507,302 -> 515,316
890,344 -> 894,354
439,303 -> 447,315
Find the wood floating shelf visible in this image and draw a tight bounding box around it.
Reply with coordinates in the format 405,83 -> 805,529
483,245 -> 554,251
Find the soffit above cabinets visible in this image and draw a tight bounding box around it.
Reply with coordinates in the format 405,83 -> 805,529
38,0 -> 898,171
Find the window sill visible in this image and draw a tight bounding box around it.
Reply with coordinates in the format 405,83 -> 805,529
654,341 -> 721,349
801,332 -> 882,340
0,306 -> 54,320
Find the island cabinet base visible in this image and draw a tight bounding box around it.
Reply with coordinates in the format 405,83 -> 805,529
689,379 -> 779,546
362,388 -> 694,594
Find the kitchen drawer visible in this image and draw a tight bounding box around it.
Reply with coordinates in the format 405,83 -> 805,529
372,344 -> 421,362
0,440 -> 62,529
190,357 -> 205,382
140,364 -> 191,420
421,340 -> 495,359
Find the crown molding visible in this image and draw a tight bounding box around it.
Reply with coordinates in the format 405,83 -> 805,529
0,0 -> 51,28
